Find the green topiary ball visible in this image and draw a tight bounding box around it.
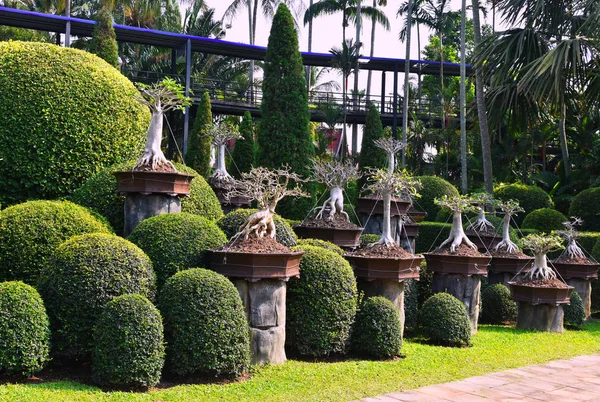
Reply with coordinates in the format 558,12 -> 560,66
413,176 -> 459,221
0,281 -> 50,376
0,41 -> 149,206
480,284 -> 517,324
128,213 -> 227,290
38,233 -> 156,360
419,293 -> 471,347
569,187 -> 600,231
351,296 -> 402,359
296,238 -> 344,256
158,268 -> 249,377
0,200 -> 112,285
92,294 -> 164,388
218,208 -> 297,246
563,291 -> 586,328
287,246 -> 357,356
522,208 -> 568,234
494,183 -> 552,226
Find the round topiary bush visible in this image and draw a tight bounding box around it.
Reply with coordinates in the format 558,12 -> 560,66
128,213 -> 227,290
0,200 -> 112,285
296,238 -> 344,256
494,183 -> 552,225
38,233 -> 156,360
0,281 -> 50,376
158,268 -> 249,377
70,162 -> 223,235
287,245 -> 357,356
351,296 -> 402,359
569,187 -> 600,231
0,41 -> 149,206
480,284 -> 517,324
218,208 -> 297,246
563,291 -> 586,328
92,294 -> 164,388
419,292 -> 471,347
413,176 -> 459,221
522,208 -> 568,234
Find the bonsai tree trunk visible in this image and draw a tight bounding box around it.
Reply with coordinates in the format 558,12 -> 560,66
315,186 -> 347,221
493,214 -> 519,253
439,211 -> 477,252
212,143 -> 230,182
527,251 -> 557,281
232,207 -> 276,241
136,108 -> 173,170
376,190 -> 395,246
467,207 -> 494,233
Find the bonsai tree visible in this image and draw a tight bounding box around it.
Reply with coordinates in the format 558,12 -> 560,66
435,195 -> 479,252
374,137 -> 406,173
466,193 -> 495,233
227,166 -> 309,242
310,159 -> 361,222
493,199 -> 525,254
520,234 -> 564,281
134,78 -> 192,170
206,123 -> 242,186
556,217 -> 586,260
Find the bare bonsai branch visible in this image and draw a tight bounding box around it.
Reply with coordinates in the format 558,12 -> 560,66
493,199 -> 525,254
374,137 -> 406,172
556,217 -> 585,260
466,193 -> 495,233
521,234 -> 564,281
310,159 -> 361,221
206,123 -> 243,185
435,195 -> 479,252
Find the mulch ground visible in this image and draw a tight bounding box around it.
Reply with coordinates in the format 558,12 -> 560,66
299,213 -> 361,230
512,275 -> 569,288
430,243 -> 488,257
132,163 -> 177,173
221,236 -> 291,253
553,255 -> 598,265
491,249 -> 532,258
346,242 -> 415,258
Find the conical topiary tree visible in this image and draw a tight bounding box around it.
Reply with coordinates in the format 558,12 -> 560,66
89,7 -> 118,68
230,111 -> 255,179
186,92 -> 213,178
358,103 -> 387,189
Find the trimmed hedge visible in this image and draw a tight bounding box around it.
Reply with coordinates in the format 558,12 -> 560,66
413,176 -> 459,221
0,200 -> 112,285
287,245 -> 357,356
563,291 -> 586,328
569,187 -> 600,231
128,213 -> 227,290
0,281 -> 50,376
577,232 -> 600,256
218,208 -> 297,246
296,238 -> 344,256
522,208 -> 567,234
0,41 -> 149,205
38,233 -> 156,360
480,284 -> 517,324
158,268 -> 249,377
419,293 -> 471,347
351,296 -> 402,359
415,222 -> 452,254
93,294 -> 164,388
494,183 -> 552,225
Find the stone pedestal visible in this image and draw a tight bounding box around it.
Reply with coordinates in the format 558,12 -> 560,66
432,274 -> 482,334
359,213 -> 416,252
567,278 -> 592,318
233,279 -> 287,365
517,302 -> 564,332
357,279 -> 406,336
123,193 -> 181,236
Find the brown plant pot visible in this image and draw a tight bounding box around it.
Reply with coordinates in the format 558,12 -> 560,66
423,253 -> 491,276
466,232 -> 502,252
345,254 -> 423,281
508,282 -> 574,306
408,209 -> 427,222
114,171 -> 194,196
489,255 -> 534,274
550,261 -> 600,280
356,197 -> 411,216
294,225 -> 362,248
211,184 -> 252,207
401,222 -> 420,238
209,249 -> 304,282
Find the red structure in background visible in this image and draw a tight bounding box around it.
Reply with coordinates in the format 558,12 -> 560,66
324,128 -> 342,154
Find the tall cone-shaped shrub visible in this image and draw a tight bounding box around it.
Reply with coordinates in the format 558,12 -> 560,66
186,92 -> 213,178
230,111 -> 255,179
359,103 -> 387,189
90,8 -> 118,68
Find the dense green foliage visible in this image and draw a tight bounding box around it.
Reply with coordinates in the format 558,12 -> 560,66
417,262 -> 434,307
351,296 -> 402,359
359,234 -> 381,247
230,112 -> 255,178
522,208 -> 567,234
358,103 -> 387,189
419,293 -> 471,347
569,188 -> 600,231
0,281 -> 50,376
0,200 -> 111,285
128,213 -> 227,290
404,279 -> 419,331
414,222 -> 452,253
591,278 -> 600,311
563,291 -> 586,328
218,208 -> 297,246
93,294 -> 164,388
186,93 -> 213,178
296,238 -> 344,255
576,232 -> 600,256
38,233 -> 156,360
287,246 -> 357,356
414,176 -> 459,221
158,269 -> 249,377
89,8 -> 119,67
480,284 -> 517,324
0,41 -> 149,205
494,184 -> 553,225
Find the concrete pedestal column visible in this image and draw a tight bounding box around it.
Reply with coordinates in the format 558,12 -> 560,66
567,278 -> 592,318
123,193 -> 181,236
432,274 -> 482,334
357,279 -> 405,336
517,302 -> 564,332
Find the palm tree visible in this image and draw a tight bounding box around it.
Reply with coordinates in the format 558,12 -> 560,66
365,0 -> 389,101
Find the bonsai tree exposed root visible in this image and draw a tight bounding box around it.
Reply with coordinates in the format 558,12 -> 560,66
310,160 -> 360,223
521,234 -> 564,281
435,195 -> 478,253
493,199 -> 524,254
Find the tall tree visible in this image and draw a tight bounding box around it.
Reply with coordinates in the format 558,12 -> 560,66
90,6 -> 119,68
230,111 -> 256,178
186,92 -> 213,178
365,0 -> 388,101
358,102 -> 387,182
459,0 -> 467,193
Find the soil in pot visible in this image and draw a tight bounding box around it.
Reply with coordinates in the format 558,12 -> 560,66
346,243 -> 414,259
429,244 -> 487,257
299,213 -> 361,230
132,163 -> 177,173
219,237 -> 291,253
553,255 -> 596,265
511,275 -> 569,288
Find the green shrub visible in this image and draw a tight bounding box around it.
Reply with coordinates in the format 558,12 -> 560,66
158,268 -> 249,377
480,284 -> 517,324
0,200 -> 112,285
417,261 -> 433,307
0,281 -> 50,376
351,296 -> 402,359
404,279 -> 419,332
494,183 -> 552,226
0,41 -> 149,205
230,111 -> 255,179
296,238 -> 344,256
413,176 -> 459,221
128,213 -> 227,290
38,233 -> 156,360
360,233 -> 381,247
358,103 -> 387,189
186,92 -> 213,178
414,222 -> 452,254
576,232 -> 600,256
89,7 -> 118,68
218,208 -> 297,246
287,246 -> 357,356
563,291 -> 586,328
569,187 -> 600,231
419,293 -> 471,347
591,278 -> 600,311
522,208 -> 567,234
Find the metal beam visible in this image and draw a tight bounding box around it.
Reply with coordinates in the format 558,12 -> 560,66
182,39 -> 191,155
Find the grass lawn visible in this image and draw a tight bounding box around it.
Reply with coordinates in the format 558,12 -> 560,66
2,321 -> 599,402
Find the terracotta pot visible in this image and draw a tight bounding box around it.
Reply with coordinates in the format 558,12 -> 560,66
209,249 -> 304,282
508,281 -> 574,306
466,232 -> 501,253
211,184 -> 251,207
489,255 -> 534,274
294,225 -> 362,248
345,254 -> 423,281
356,197 -> 411,216
423,253 -> 491,276
114,171 -> 194,196
550,261 -> 600,280
408,209 -> 427,222
401,222 -> 420,238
